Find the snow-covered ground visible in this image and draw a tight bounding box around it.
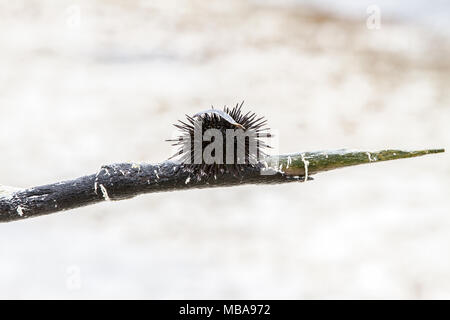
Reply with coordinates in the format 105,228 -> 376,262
0,0 -> 449,299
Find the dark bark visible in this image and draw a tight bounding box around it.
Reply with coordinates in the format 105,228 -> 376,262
0,161 -> 306,223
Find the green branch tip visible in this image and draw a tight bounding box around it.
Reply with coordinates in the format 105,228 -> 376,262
265,148 -> 445,176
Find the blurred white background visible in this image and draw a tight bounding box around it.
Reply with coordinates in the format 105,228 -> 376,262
0,0 -> 449,299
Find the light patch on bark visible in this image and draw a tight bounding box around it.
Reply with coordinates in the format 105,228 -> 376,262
287,156 -> 292,168
301,153 -> 309,182
99,184 -> 110,201
17,206 -> 24,216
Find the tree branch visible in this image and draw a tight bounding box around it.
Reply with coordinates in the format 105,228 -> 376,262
0,148 -> 444,223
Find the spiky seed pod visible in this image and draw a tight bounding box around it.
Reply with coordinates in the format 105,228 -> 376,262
168,102 -> 271,179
